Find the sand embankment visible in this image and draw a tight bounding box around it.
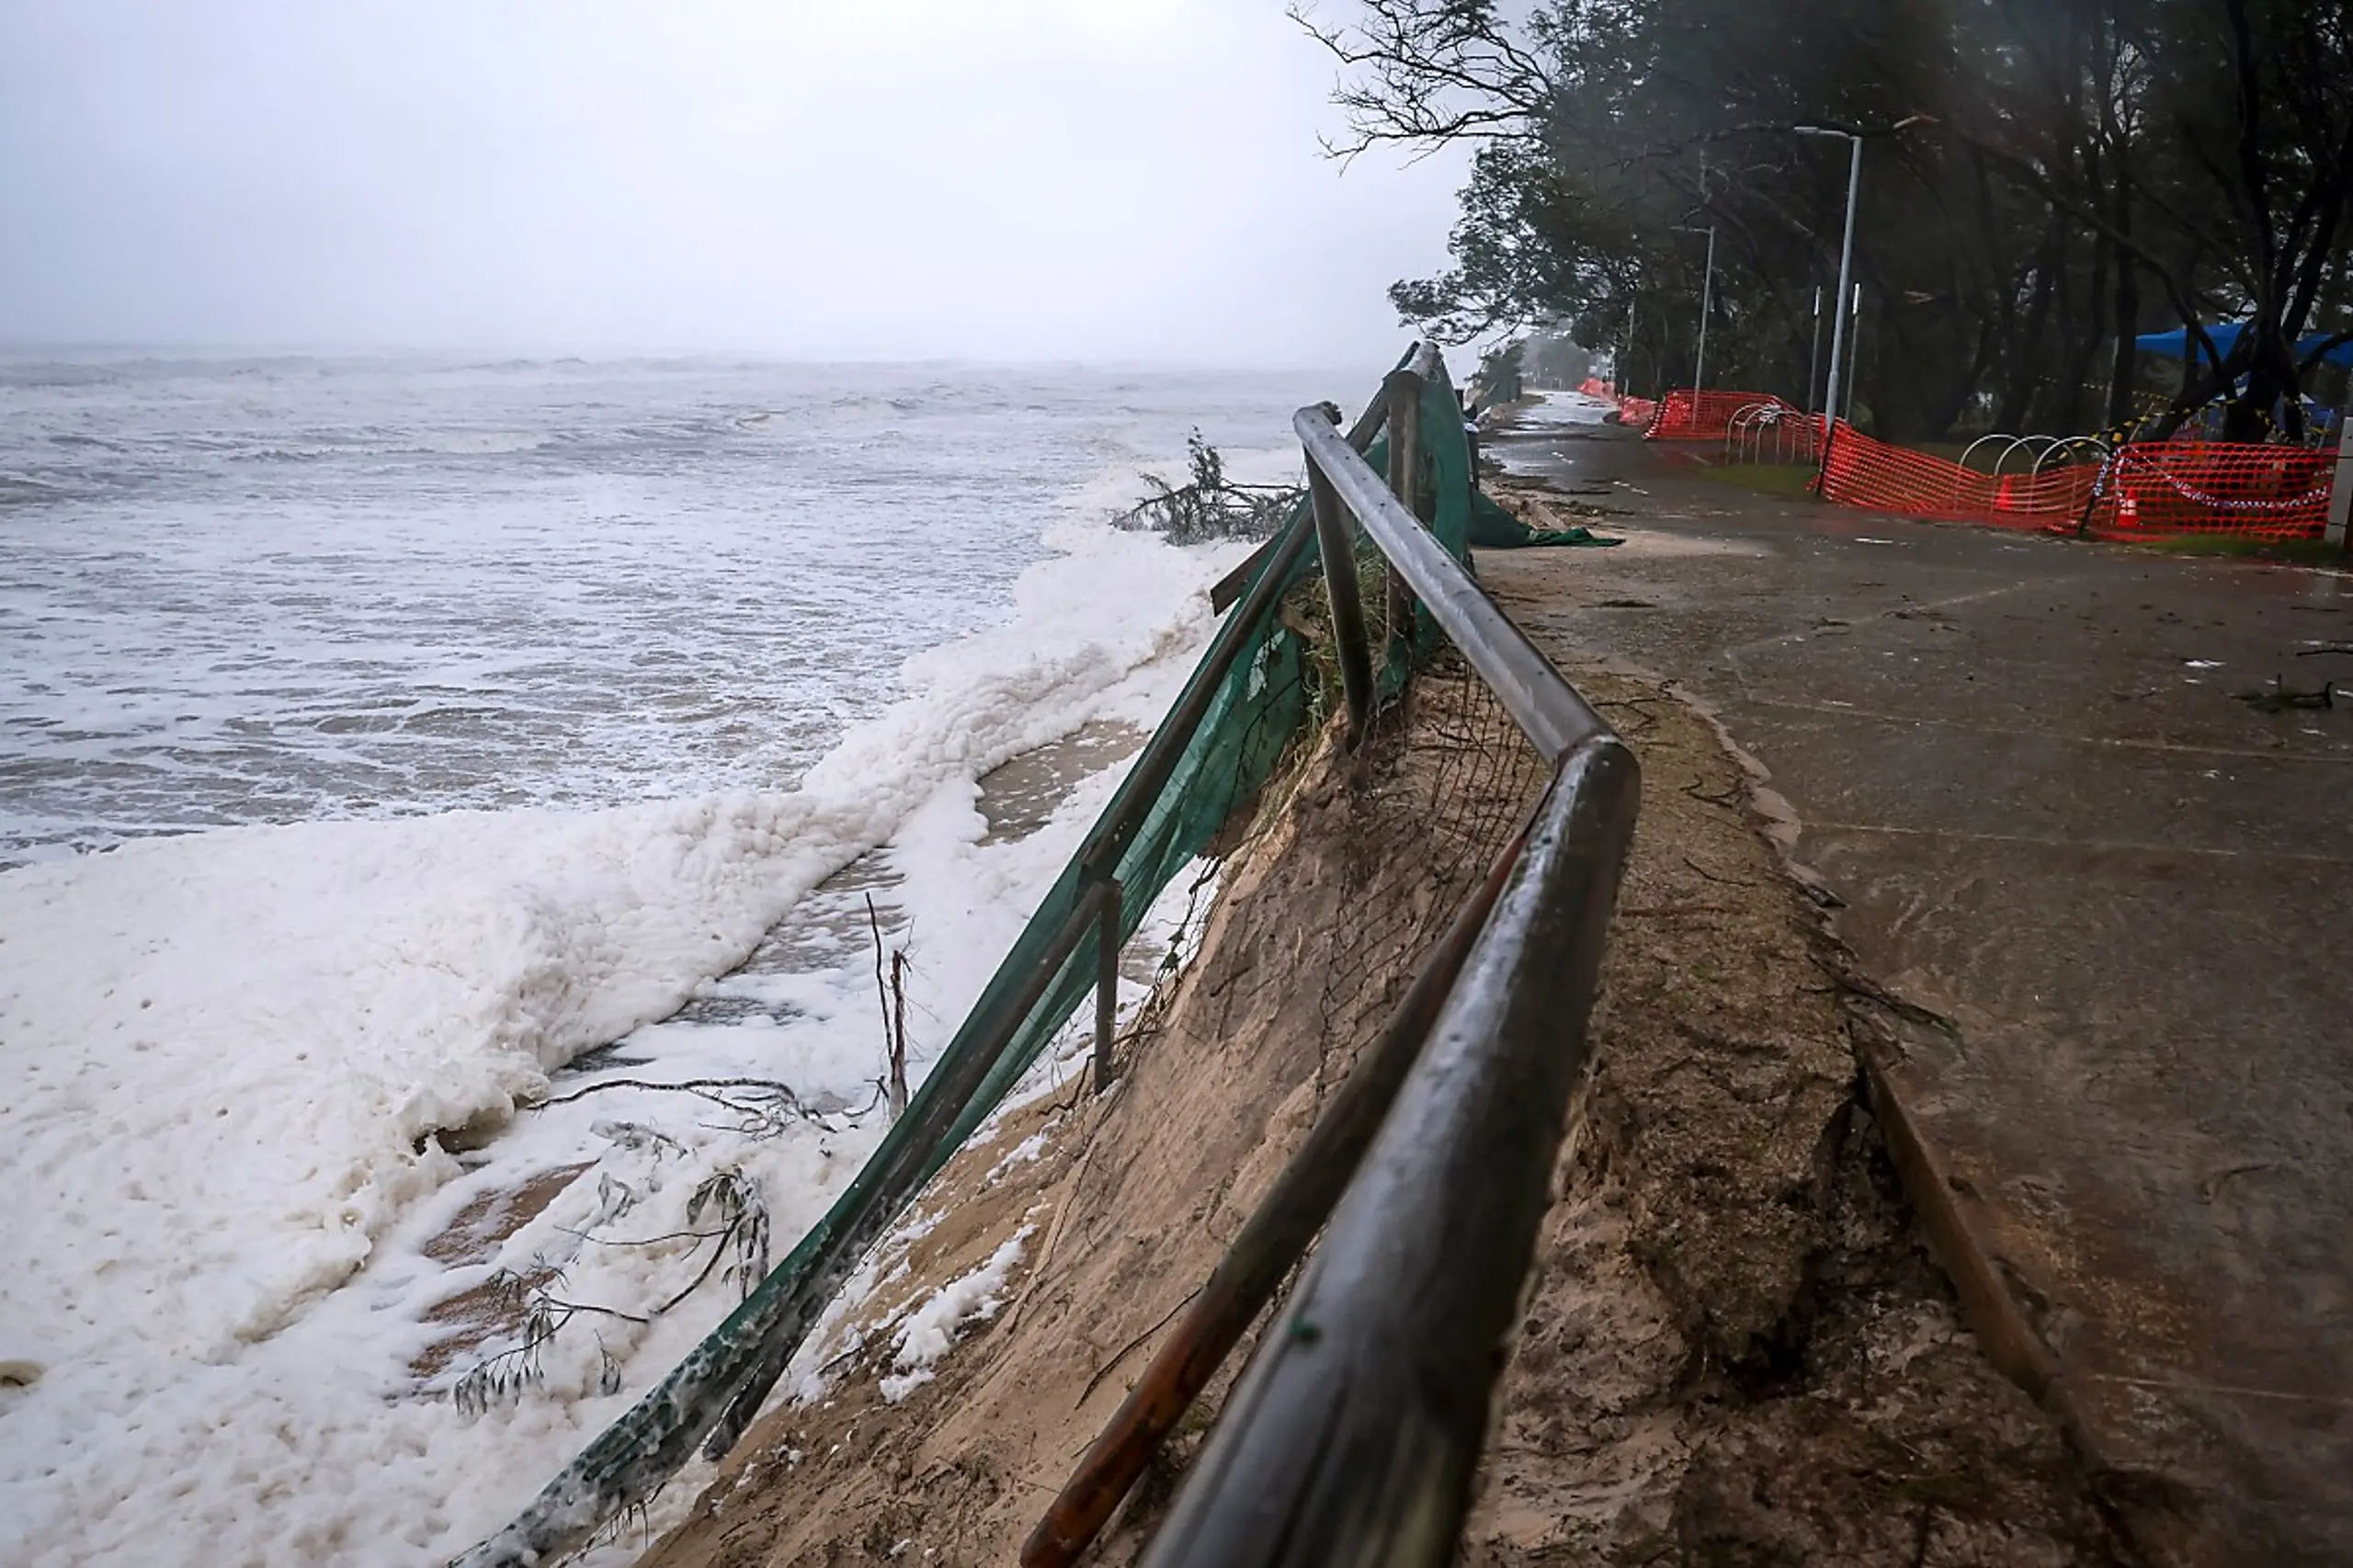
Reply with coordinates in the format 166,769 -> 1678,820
639,562 -> 2125,1565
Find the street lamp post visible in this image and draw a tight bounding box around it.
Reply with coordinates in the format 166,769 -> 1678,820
1792,116 -> 1933,432
1795,125 -> 1862,434
1697,225 -> 1717,391
1672,224 -> 1718,392
1624,294 -> 1637,397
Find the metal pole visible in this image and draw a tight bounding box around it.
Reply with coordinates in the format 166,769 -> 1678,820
1806,286 -> 1824,415
1137,737 -> 1640,1568
1822,132 -> 1862,435
1695,226 -> 1716,392
1845,282 -> 1864,424
1624,296 -> 1637,395
1294,408 -> 1608,762
2328,399 -> 2353,548
1021,812 -> 1534,1568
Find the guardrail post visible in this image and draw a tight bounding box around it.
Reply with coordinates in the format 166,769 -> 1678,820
1093,875 -> 1121,1094
1383,370 -> 1424,656
1307,423 -> 1376,747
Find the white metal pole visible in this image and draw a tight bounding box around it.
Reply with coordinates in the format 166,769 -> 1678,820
1625,296 -> 1637,396
1695,227 -> 1716,392
1845,282 -> 1863,423
1822,133 -> 1862,434
2328,400 -> 2353,548
1807,286 -> 1824,414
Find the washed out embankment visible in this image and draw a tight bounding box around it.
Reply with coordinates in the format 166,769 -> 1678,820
640,626 -> 2128,1566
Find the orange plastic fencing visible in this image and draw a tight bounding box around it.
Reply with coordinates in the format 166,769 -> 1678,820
1815,423 -> 2095,528
2094,441 -> 2335,540
1642,389 -> 1799,440
1815,420 -> 2336,540
1566,376 -> 1656,428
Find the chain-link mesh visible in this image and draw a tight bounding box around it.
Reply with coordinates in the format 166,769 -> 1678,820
1301,642 -> 1549,1112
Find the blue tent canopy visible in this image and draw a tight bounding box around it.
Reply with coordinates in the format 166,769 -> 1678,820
2134,323 -> 2353,369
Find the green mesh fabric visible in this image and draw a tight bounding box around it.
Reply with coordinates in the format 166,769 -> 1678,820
457,353 -> 1483,1568
1468,488 -> 1620,548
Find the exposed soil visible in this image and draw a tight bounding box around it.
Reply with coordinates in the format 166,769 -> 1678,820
636,637 -> 2132,1567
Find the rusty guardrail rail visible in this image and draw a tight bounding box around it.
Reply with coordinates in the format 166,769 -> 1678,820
1025,370 -> 1639,1568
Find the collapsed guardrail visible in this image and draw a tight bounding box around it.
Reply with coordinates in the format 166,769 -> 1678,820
458,345 -> 1638,1568
1122,403 -> 1640,1568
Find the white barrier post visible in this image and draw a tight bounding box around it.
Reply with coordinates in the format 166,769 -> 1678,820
2329,402 -> 2353,549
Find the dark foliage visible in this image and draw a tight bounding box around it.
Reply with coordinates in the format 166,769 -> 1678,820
1301,0 -> 2353,442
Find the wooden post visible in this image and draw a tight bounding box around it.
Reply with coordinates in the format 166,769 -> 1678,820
1093,877 -> 1121,1094
1308,457 -> 1375,746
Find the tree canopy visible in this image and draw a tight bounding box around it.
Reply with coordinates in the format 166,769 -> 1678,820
1304,0 -> 2353,441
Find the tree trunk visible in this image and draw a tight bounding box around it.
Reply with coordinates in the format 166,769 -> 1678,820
2061,234 -> 2109,433
2225,325 -> 2298,443
2106,253 -> 2142,429
1997,222 -> 2063,430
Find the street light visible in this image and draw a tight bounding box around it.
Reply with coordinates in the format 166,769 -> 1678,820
1671,224 -> 1717,392
1622,293 -> 1637,397
1793,124 -> 1862,432
1793,115 -> 1934,432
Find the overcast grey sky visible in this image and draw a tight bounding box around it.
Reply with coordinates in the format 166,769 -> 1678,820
0,1 -> 1471,364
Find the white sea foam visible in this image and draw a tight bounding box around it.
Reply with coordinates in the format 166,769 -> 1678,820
0,440 -> 1267,1564
877,1227 -> 1034,1404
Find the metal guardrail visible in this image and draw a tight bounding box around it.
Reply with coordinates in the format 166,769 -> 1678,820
1026,365 -> 1639,1568
1127,407 -> 1639,1568
458,352 -> 1429,1568
467,344 -> 1635,1568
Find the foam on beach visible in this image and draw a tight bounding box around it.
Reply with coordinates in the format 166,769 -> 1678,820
0,494 -> 1260,1566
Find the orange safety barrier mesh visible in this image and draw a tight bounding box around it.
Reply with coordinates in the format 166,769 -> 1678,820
1642,389 -> 1800,441
2092,441 -> 2335,540
1815,422 -> 2092,528
1815,420 -> 2336,540
1563,376 -> 1654,427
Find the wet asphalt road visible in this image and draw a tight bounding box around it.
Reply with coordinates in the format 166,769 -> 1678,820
1481,416 -> 2353,1565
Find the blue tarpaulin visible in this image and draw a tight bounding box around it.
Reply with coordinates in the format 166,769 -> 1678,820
2134,323 -> 2353,369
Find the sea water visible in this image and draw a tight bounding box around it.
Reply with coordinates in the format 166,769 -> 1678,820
0,352 -> 1340,1566
0,354 -> 1323,860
